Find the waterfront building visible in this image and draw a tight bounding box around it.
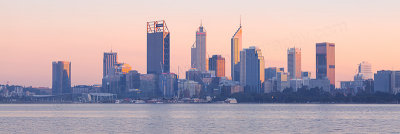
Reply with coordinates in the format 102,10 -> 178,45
159,73 -> 178,98
178,79 -> 202,98
139,74 -> 159,98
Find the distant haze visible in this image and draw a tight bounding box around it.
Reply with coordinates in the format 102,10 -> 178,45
0,0 -> 399,87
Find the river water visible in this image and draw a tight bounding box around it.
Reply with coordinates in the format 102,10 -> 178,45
0,104 -> 399,133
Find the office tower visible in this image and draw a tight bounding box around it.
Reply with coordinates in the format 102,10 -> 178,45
265,67 -> 277,80
126,70 -> 141,90
231,23 -> 242,81
316,42 -> 335,88
147,20 -> 170,74
52,61 -> 71,95
374,70 -> 400,94
287,48 -> 301,79
208,55 -> 225,77
103,51 -> 118,77
191,23 -> 207,72
159,73 -> 178,98
140,74 -> 159,98
240,46 -> 265,93
357,61 -> 373,80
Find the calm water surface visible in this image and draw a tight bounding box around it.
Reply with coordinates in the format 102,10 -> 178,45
0,104 -> 399,134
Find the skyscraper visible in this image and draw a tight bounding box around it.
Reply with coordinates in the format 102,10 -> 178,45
208,55 -> 225,77
52,61 -> 71,95
240,46 -> 265,93
103,51 -> 117,77
316,42 -> 335,88
287,47 -> 301,79
147,20 -> 170,74
191,23 -> 207,72
231,23 -> 242,81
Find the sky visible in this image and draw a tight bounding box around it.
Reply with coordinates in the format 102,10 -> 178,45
0,0 -> 399,87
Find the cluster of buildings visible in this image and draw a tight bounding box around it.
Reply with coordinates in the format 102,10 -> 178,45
2,19 -> 400,103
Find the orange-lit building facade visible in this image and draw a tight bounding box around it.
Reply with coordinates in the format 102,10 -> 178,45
316,42 -> 335,88
231,25 -> 242,81
208,55 -> 225,77
287,47 -> 301,79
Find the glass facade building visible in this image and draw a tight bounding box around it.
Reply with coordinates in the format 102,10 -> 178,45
240,46 -> 265,93
231,25 -> 242,81
147,20 -> 170,74
208,55 -> 225,77
103,52 -> 117,77
287,48 -> 301,79
316,42 -> 335,88
52,61 -> 71,95
191,24 -> 207,72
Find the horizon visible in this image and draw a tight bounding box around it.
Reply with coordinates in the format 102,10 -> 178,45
1,0 -> 400,88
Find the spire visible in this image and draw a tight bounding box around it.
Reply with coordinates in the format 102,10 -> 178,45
200,19 -> 202,27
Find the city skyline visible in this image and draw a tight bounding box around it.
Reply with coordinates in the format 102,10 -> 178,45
1,0 -> 400,87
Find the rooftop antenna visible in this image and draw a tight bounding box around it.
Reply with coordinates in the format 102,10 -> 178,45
200,19 -> 202,27
240,15 -> 242,27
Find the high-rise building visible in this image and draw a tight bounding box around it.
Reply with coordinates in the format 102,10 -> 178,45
231,23 -> 242,81
287,48 -> 301,79
265,67 -> 277,80
240,46 -> 265,93
316,42 -> 335,88
374,70 -> 400,94
357,61 -> 373,80
103,51 -> 117,77
147,20 -> 170,74
126,70 -> 141,90
52,61 -> 71,95
159,73 -> 178,98
191,24 -> 207,72
208,55 -> 225,77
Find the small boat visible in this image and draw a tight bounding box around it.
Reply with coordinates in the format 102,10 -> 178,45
225,98 -> 238,104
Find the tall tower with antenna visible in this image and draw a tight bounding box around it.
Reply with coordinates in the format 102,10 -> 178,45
231,17 -> 243,81
191,20 -> 207,72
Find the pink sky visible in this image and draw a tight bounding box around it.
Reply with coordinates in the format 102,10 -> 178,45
0,0 -> 399,87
